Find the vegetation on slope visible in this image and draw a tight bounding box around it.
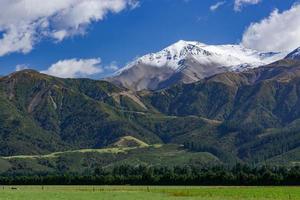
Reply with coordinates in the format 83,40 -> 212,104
1,60 -> 300,168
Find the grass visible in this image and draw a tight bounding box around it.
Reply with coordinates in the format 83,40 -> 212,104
0,144 -> 219,174
2,145 -> 156,160
111,136 -> 150,148
2,138 -> 162,160
0,186 -> 299,200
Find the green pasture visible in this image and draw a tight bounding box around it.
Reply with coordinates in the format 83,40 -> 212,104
0,186 -> 299,200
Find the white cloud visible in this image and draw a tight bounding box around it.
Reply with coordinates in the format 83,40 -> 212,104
41,58 -> 103,78
210,1 -> 226,12
242,4 -> 300,52
128,0 -> 140,9
0,0 -> 138,56
15,64 -> 29,71
234,0 -> 261,11
104,61 -> 119,71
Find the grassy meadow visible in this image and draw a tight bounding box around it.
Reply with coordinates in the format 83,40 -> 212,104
0,186 -> 299,200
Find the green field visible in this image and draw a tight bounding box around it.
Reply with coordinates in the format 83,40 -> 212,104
0,186 -> 299,200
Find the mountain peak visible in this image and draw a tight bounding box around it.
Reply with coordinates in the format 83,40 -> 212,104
110,40 -> 287,91
171,40 -> 205,48
134,40 -> 209,70
121,41 -> 286,72
6,69 -> 40,78
16,69 -> 40,74
3,69 -> 52,83
285,47 -> 300,60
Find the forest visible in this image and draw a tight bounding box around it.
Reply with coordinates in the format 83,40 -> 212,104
0,164 -> 299,186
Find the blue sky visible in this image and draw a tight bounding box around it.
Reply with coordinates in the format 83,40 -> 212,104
0,0 -> 298,77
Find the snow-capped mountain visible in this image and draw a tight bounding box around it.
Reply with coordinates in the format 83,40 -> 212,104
285,47 -> 300,60
108,40 -> 287,91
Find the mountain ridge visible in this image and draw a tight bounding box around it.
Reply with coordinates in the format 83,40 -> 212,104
1,54 -> 300,168
286,47 -> 300,60
108,40 -> 287,91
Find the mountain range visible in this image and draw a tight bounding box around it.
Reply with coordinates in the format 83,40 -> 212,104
108,40 -> 286,91
0,43 -> 300,174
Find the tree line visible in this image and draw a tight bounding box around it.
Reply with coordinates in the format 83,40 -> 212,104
0,164 -> 299,185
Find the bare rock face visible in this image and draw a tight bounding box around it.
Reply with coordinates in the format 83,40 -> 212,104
107,64 -> 176,91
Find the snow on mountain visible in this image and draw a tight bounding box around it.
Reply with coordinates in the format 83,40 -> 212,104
285,47 -> 300,60
109,40 -> 287,91
118,40 -> 285,74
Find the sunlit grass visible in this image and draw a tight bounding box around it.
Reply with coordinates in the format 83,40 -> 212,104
0,186 -> 299,200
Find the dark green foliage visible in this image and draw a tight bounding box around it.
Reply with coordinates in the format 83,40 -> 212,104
142,61 -> 300,165
0,70 -> 162,156
144,61 -> 300,128
0,164 -> 299,186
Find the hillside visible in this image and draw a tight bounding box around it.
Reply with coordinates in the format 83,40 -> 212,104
142,59 -> 300,163
0,144 -> 220,175
0,70 -> 219,158
0,70 -> 163,156
1,59 -> 300,169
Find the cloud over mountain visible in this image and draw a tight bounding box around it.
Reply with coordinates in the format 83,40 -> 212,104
0,0 -> 138,56
41,58 -> 103,78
